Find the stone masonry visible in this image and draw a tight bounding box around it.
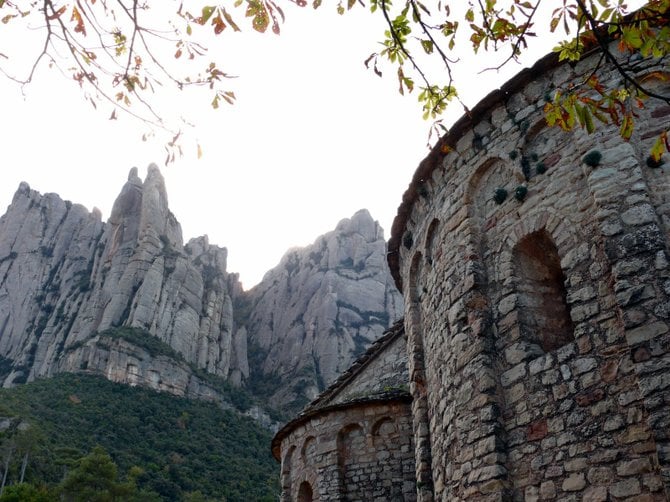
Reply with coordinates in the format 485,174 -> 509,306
388,36 -> 670,501
273,322 -> 417,501
274,21 -> 670,502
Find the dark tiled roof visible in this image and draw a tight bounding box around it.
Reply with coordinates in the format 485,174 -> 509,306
271,319 -> 408,460
302,319 -> 405,412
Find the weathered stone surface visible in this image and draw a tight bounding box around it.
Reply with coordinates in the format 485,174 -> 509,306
243,209 -> 403,409
0,166 -> 246,389
0,169 -> 402,419
386,36 -> 670,502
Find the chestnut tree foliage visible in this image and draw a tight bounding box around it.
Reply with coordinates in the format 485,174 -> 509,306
0,0 -> 668,161
371,0 -> 670,159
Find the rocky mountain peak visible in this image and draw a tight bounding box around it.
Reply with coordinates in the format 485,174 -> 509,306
244,209 -> 403,411
0,168 -> 403,417
0,167 -> 243,388
334,208 -> 380,239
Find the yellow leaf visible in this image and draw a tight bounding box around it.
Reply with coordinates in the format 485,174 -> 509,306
71,6 -> 86,35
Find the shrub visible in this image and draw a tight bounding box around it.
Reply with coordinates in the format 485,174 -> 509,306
514,185 -> 528,201
582,150 -> 602,167
493,188 -> 508,204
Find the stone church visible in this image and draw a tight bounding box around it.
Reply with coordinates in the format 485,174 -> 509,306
273,23 -> 670,501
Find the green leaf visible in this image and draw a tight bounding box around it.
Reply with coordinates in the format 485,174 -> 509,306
621,27 -> 643,49
420,39 -> 434,54
651,132 -> 668,162
200,5 -> 216,24
584,106 -> 595,134
619,114 -> 634,140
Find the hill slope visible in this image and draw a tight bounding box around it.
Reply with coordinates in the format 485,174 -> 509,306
0,373 -> 278,501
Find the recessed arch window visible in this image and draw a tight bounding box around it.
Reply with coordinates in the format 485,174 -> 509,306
297,481 -> 313,502
513,230 -> 574,352
301,436 -> 316,462
281,446 -> 296,496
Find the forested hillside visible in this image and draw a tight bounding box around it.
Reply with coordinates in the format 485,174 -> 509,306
0,374 -> 278,501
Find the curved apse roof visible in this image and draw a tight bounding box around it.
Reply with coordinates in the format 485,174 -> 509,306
385,7 -> 670,290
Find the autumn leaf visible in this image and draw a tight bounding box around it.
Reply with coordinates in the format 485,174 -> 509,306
222,8 -> 241,31
246,0 -> 270,33
212,15 -> 226,34
651,131 -> 669,162
198,5 -> 216,25
71,6 -> 86,36
619,113 -> 634,140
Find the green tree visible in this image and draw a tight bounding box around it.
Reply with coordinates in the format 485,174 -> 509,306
0,0 -> 667,158
58,446 -> 142,502
0,482 -> 53,502
0,422 -> 45,495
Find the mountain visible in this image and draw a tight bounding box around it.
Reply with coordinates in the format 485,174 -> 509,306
0,166 -> 246,391
243,209 -> 403,410
0,166 -> 402,415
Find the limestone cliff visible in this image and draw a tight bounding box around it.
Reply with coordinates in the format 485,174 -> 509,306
0,168 -> 402,415
0,165 -> 245,388
243,209 -> 403,410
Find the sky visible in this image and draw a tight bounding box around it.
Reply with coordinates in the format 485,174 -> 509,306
0,2 -> 566,289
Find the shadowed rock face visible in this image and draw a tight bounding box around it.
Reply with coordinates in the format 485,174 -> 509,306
243,209 -> 403,410
0,168 -> 402,414
0,165 -> 245,387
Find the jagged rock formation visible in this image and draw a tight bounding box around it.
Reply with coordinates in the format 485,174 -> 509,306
0,167 -> 402,415
0,165 -> 245,388
243,209 -> 403,409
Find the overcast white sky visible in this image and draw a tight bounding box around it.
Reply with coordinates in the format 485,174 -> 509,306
0,2 -> 566,289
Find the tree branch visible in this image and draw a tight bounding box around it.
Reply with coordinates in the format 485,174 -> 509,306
574,0 -> 670,104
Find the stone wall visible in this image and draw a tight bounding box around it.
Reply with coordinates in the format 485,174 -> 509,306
276,398 -> 415,501
272,322 -> 416,500
391,43 -> 670,500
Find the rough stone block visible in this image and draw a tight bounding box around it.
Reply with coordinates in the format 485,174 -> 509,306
562,473 -> 586,491
608,479 -> 641,498
616,457 -> 651,476
582,486 -> 608,502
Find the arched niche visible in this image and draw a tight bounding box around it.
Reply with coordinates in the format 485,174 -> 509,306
637,70 -> 670,152
466,158 -> 523,226
337,423 -> 365,461
521,119 -> 563,177
297,481 -> 313,502
424,219 -> 440,267
409,251 -> 423,304
282,445 -> 296,497
337,423 -> 366,499
635,71 -> 670,242
372,416 -> 395,437
513,229 -> 574,352
301,436 -> 316,462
